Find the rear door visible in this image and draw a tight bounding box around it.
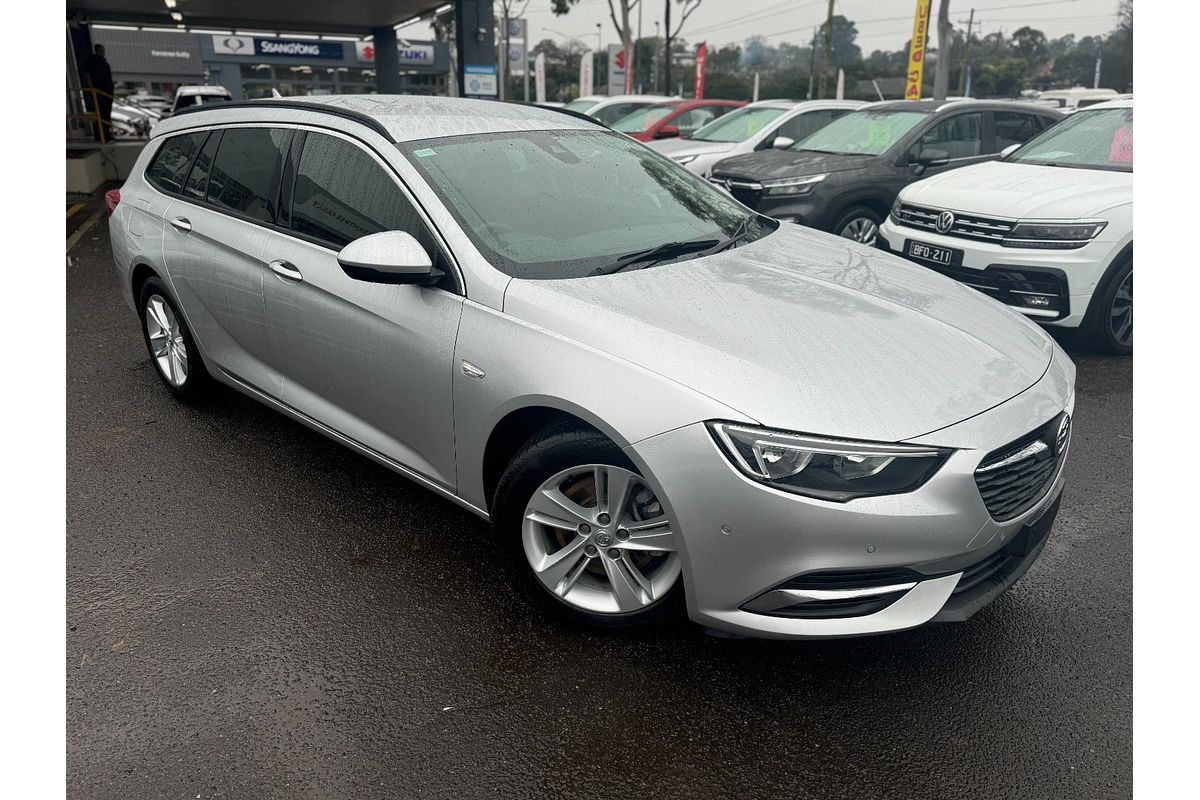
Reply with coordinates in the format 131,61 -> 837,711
260,129 -> 464,489
161,125 -> 292,396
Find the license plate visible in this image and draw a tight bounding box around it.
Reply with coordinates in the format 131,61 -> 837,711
906,240 -> 958,265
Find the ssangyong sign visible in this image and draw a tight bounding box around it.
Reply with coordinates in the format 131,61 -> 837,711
212,35 -> 344,60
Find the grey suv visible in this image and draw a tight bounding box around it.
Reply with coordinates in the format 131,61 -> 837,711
106,96 -> 1074,640
710,99 -> 1062,245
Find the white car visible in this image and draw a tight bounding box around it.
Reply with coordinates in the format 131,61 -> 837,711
171,85 -> 233,115
645,99 -> 864,176
562,94 -> 675,126
1035,87 -> 1120,113
879,97 -> 1132,353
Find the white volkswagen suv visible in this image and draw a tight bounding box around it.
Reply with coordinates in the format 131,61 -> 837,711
879,97 -> 1132,353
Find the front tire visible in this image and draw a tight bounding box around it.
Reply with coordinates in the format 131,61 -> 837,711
492,423 -> 684,628
1082,255 -> 1132,354
834,205 -> 883,246
138,277 -> 212,401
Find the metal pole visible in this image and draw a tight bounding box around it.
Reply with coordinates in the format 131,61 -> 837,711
958,8 -> 974,96
636,0 -> 644,93
819,0 -> 834,99
524,19 -> 530,102
664,0 -> 671,92
501,10 -> 509,101
807,27 -> 817,100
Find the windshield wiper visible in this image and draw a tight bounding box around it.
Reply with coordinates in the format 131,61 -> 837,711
713,215 -> 756,253
593,236 -> 721,275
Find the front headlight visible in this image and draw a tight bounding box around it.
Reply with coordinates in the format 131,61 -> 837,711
761,173 -> 827,196
708,422 -> 951,501
672,154 -> 698,165
1002,220 -> 1107,249
890,196 -> 903,220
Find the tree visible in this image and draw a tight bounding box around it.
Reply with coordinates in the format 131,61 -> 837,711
663,1 -> 703,90
808,16 -> 860,70
932,0 -> 952,101
1011,26 -> 1049,67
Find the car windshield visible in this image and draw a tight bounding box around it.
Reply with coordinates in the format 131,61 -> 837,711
1009,106 -> 1133,171
790,109 -> 927,155
401,130 -> 772,280
613,106 -> 676,132
689,106 -> 788,142
563,98 -> 599,113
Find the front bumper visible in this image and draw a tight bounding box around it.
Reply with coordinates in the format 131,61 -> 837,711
624,368 -> 1073,640
878,216 -> 1115,328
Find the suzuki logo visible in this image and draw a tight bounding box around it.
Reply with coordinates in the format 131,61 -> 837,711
936,210 -> 955,234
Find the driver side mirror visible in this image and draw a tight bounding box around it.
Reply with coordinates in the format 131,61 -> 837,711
912,147 -> 950,176
772,136 -> 795,150
654,124 -> 681,139
337,231 -> 436,285
1000,143 -> 1021,158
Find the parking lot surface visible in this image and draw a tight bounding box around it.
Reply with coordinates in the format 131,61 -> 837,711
67,219 -> 1131,799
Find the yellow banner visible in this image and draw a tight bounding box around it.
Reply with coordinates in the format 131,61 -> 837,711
905,0 -> 931,100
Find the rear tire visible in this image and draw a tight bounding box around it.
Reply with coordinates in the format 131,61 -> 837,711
1082,255 -> 1132,354
138,277 -> 213,402
833,205 -> 883,246
491,422 -> 684,629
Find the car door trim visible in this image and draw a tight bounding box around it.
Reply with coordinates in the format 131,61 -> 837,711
214,364 -> 490,521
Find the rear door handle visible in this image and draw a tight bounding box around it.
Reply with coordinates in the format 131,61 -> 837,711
169,217 -> 191,233
269,259 -> 303,282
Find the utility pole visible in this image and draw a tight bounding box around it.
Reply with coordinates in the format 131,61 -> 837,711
664,0 -> 672,92
636,0 -> 644,93
654,21 -> 660,91
807,26 -> 817,99
958,8 -> 975,96
819,0 -> 834,99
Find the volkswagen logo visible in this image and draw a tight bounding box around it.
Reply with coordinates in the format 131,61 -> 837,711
936,210 -> 955,234
1055,413 -> 1071,455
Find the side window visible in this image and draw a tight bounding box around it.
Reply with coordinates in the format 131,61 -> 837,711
674,107 -> 717,135
183,130 -> 221,201
994,112 -> 1042,149
919,112 -> 983,158
291,132 -> 431,251
594,103 -> 640,125
777,109 -> 834,143
144,132 -> 205,194
208,127 -> 292,223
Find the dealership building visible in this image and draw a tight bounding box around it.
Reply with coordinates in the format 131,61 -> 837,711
89,26 -> 452,99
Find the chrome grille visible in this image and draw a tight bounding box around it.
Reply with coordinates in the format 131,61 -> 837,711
974,413 -> 1069,522
895,203 -> 1017,243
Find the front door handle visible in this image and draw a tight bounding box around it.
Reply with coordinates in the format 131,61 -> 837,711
169,217 -> 192,233
269,259 -> 303,282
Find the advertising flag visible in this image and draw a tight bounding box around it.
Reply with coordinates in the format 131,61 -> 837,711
579,49 -> 593,97
535,52 -> 546,104
694,42 -> 708,100
905,0 -> 931,100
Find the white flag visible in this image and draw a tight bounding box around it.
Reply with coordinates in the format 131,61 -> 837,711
836,68 -> 845,100
535,53 -> 546,104
578,49 -> 593,98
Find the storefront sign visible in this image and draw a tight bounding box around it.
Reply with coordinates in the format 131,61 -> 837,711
90,28 -> 204,77
607,44 -> 626,97
464,64 -> 498,96
212,35 -> 343,60
355,41 -> 442,68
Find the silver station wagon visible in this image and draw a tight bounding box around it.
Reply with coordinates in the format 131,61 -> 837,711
107,97 -> 1074,639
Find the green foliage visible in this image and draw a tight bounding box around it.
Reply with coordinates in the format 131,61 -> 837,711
972,57 -> 1030,97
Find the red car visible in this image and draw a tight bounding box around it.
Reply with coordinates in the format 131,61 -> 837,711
613,99 -> 747,142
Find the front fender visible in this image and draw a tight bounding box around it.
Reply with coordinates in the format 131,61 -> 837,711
452,300 -> 753,510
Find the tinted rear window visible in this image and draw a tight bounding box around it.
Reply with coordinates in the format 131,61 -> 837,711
145,132 -> 205,194
208,128 -> 292,223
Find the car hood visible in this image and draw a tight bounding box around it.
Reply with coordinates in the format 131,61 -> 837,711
503,224 -> 1054,443
711,149 -> 873,181
901,159 -> 1132,218
646,138 -> 737,158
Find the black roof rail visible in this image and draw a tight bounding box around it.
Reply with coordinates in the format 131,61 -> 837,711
168,99 -> 396,142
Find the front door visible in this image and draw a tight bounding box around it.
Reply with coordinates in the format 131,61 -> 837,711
261,130 -> 464,489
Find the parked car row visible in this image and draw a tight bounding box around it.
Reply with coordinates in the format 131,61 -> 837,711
624,96 -> 1131,352
105,86 -> 234,138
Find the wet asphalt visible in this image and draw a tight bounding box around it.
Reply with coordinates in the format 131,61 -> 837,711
67,217 -> 1131,799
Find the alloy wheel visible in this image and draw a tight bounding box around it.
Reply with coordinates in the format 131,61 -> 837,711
521,464 -> 680,614
145,294 -> 188,387
1109,271 -> 1132,347
840,217 -> 878,246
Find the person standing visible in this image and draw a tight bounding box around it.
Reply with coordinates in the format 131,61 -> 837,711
80,44 -> 115,142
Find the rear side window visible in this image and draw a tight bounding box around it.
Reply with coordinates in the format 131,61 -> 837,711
674,107 -> 718,135
776,109 -> 836,143
919,112 -> 983,158
291,132 -> 429,250
145,132 -> 205,194
208,128 -> 292,223
994,112 -> 1042,149
183,130 -> 221,201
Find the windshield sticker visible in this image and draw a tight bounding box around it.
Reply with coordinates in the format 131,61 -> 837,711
1109,125 -> 1133,163
414,148 -> 438,158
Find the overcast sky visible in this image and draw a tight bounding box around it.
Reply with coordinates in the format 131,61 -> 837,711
405,0 -> 1122,53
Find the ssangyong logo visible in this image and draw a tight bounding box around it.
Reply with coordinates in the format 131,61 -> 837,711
936,210 -> 955,234
221,36 -> 247,52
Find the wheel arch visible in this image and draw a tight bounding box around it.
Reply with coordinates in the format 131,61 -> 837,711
131,262 -> 161,301
826,192 -> 891,231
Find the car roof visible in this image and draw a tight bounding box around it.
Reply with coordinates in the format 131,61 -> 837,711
1078,96 -> 1133,110
859,98 -> 1058,114
158,95 -> 605,143
176,85 -> 231,96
